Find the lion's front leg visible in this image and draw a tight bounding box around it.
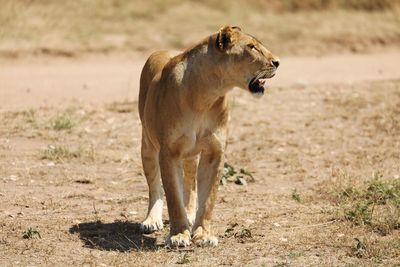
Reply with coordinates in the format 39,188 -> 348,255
159,149 -> 191,247
140,132 -> 163,234
183,156 -> 198,226
192,132 -> 225,247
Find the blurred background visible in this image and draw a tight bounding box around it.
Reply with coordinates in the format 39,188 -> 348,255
1,0 -> 400,57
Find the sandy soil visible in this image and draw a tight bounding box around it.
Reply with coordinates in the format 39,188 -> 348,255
0,52 -> 399,266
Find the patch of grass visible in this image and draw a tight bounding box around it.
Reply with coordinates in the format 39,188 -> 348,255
40,145 -> 82,162
52,113 -> 75,130
347,237 -> 400,261
1,108 -> 40,131
220,162 -> 255,185
22,108 -> 38,127
287,250 -> 304,259
176,253 -> 191,265
234,228 -> 252,239
352,237 -> 368,258
22,227 -> 41,239
1,108 -> 80,134
291,188 -> 301,203
329,172 -> 400,234
224,223 -> 253,243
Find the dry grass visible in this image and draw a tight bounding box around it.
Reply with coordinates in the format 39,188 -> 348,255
52,113 -> 75,131
0,0 -> 400,57
311,171 -> 400,262
319,171 -> 400,234
40,145 -> 82,162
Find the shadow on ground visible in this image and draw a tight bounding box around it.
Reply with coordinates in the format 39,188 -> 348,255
69,221 -> 160,252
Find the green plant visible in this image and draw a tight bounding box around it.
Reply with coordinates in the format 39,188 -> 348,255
224,223 -> 253,243
292,188 -> 301,202
23,108 -> 39,129
23,227 -> 41,239
334,172 -> 400,233
52,113 -> 74,130
353,238 -> 367,258
176,253 -> 190,264
40,145 -> 82,162
220,162 -> 255,185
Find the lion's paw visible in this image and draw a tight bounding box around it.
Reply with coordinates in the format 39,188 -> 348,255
192,227 -> 218,247
166,230 -> 191,248
140,218 -> 163,234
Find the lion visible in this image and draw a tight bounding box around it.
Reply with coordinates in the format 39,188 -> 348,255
138,26 -> 279,247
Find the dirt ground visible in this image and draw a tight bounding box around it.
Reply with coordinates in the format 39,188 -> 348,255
0,50 -> 399,266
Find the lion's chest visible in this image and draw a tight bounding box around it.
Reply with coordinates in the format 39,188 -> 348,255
170,114 -> 220,158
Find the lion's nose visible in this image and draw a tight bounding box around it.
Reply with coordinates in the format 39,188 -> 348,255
272,59 -> 280,68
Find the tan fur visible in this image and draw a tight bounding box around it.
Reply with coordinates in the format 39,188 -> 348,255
138,26 -> 279,247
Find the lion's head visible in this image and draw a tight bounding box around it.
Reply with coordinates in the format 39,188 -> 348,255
215,26 -> 279,97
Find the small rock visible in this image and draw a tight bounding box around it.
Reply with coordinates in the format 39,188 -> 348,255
273,222 -> 281,227
280,237 -> 288,242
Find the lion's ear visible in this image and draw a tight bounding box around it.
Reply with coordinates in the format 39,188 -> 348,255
216,26 -> 235,51
232,26 -> 242,31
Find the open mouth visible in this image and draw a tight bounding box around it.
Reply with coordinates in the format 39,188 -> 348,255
248,72 -> 271,95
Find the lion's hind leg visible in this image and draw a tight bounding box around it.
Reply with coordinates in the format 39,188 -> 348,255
159,149 -> 191,247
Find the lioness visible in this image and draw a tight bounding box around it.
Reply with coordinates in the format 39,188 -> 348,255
138,26 -> 279,247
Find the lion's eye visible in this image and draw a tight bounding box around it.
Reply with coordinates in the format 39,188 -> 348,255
248,44 -> 257,51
